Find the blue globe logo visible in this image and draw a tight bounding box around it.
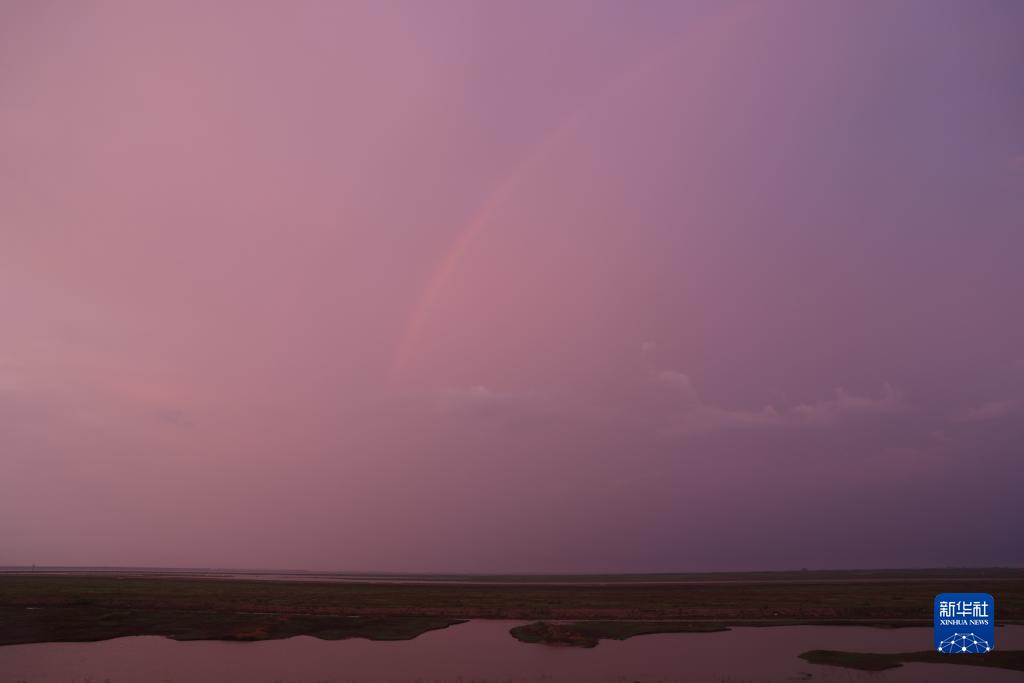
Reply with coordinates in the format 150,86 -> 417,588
935,593 -> 995,653
937,632 -> 992,653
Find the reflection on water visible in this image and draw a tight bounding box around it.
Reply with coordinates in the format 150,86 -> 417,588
1,621 -> 1021,683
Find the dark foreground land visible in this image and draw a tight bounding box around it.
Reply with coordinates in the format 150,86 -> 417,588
799,648 -> 1024,673
1,568 -> 1022,662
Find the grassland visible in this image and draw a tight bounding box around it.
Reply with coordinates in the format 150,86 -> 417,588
0,605 -> 462,645
0,568 -> 1021,646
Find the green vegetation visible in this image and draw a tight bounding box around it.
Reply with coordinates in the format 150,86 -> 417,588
799,648 -> 1024,673
510,620 -> 729,647
0,568 -> 1021,646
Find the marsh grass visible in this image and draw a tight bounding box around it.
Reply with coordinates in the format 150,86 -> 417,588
1,569 -> 1021,646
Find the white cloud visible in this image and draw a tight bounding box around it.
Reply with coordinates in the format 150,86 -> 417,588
436,385 -> 548,419
956,399 -> 1021,423
660,371 -> 783,436
792,383 -> 903,424
955,364 -> 1024,422
658,370 -> 699,403
660,373 -> 904,436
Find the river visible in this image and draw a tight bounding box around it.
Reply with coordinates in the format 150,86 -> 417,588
2,621 -> 1021,682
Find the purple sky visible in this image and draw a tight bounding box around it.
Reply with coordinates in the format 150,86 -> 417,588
2,0 -> 1023,573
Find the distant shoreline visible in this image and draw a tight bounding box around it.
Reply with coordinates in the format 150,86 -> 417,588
2,565 -> 1022,586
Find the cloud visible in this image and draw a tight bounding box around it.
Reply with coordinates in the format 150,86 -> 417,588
956,399 -> 1021,423
659,371 -> 783,435
792,384 -> 904,424
954,364 -> 1024,422
0,335 -> 209,453
660,373 -> 904,436
436,385 -> 549,420
657,370 -> 699,402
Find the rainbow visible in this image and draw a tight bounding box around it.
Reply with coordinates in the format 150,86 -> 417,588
386,2 -> 754,385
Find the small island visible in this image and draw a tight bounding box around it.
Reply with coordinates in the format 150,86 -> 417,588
510,620 -> 729,648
